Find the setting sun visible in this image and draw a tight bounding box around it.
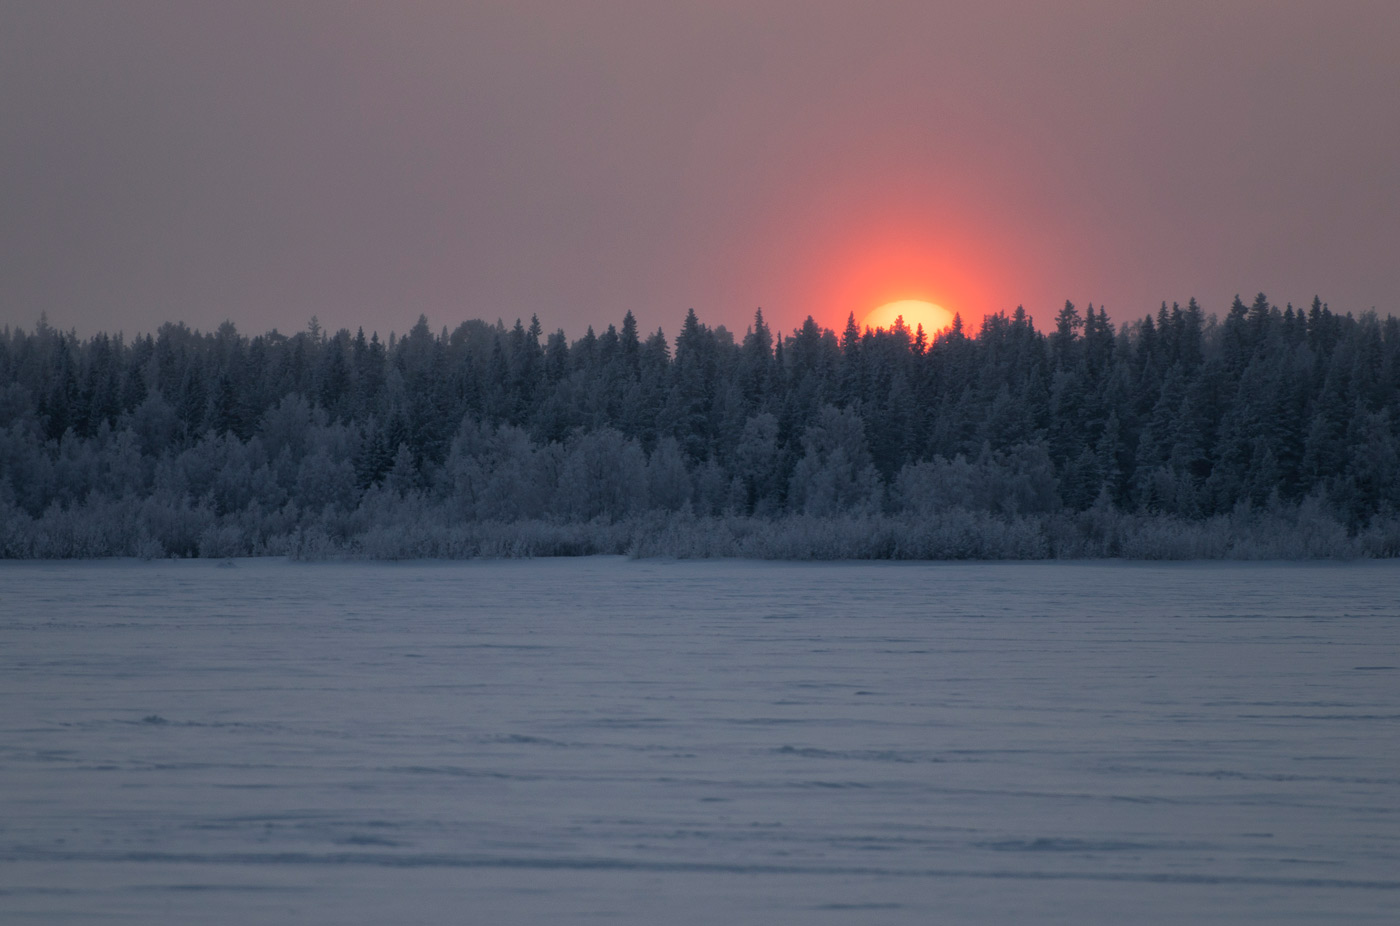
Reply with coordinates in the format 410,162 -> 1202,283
861,299 -> 954,336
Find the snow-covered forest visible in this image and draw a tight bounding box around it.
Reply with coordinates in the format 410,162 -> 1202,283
2,295 -> 1399,559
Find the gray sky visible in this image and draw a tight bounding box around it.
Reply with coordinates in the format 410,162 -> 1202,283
2,1 -> 1397,339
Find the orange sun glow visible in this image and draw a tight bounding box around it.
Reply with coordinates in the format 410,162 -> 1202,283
861,299 -> 954,337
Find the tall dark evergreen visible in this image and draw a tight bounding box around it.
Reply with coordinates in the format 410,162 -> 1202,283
1,293 -> 1397,558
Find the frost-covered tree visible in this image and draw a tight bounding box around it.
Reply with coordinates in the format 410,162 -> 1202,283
1,293 -> 1398,557
787,405 -> 882,516
555,428 -> 646,522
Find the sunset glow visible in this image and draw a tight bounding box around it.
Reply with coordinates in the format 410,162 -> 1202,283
808,223 -> 992,339
861,299 -> 954,337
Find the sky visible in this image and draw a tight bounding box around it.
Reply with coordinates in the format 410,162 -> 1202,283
2,1 -> 1398,340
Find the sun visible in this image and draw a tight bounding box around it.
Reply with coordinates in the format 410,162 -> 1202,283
861,299 -> 954,337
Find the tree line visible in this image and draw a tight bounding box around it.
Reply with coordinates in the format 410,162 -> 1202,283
1,294 -> 1398,559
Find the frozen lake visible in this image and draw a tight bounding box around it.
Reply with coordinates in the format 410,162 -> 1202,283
2,558 -> 1399,924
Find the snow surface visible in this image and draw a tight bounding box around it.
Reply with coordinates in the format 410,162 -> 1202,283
1,558 -> 1398,924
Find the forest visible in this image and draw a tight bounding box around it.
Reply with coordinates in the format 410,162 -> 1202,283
2,294 -> 1398,559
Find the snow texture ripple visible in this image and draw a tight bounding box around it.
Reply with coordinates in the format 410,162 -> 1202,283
1,558 -> 1398,924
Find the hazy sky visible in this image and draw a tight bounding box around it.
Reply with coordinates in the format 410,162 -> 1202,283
3,1 -> 1397,339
